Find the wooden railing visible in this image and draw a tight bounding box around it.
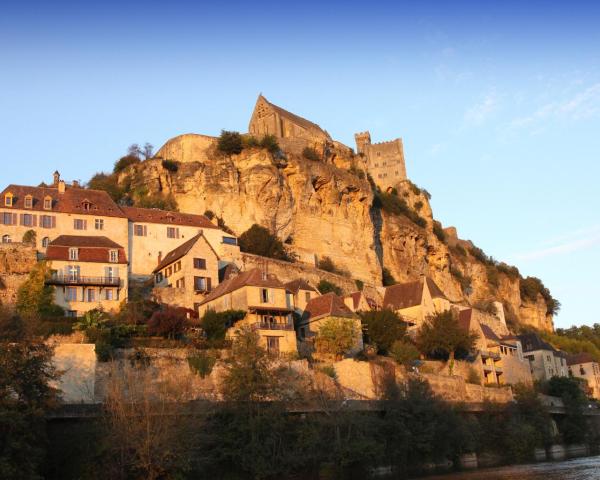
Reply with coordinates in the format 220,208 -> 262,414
46,275 -> 121,287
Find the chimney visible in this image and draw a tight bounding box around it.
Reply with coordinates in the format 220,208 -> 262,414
157,251 -> 162,265
72,180 -> 80,188
58,180 -> 66,194
53,171 -> 60,186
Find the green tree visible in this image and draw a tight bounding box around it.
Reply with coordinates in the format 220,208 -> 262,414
113,153 -> 141,174
87,172 -> 125,202
360,309 -> 406,354
259,134 -> 280,154
382,267 -> 396,286
416,310 -> 478,374
199,309 -> 245,342
390,340 -> 420,366
217,130 -> 243,155
238,224 -> 294,261
315,318 -> 358,359
16,261 -> 64,318
22,229 -> 36,245
546,376 -> 590,443
317,279 -> 342,296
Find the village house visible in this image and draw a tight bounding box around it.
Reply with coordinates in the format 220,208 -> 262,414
298,292 -> 364,356
122,206 -> 239,280
152,233 -> 220,311
45,235 -> 128,317
343,291 -> 378,313
382,276 -> 451,329
0,172 -> 128,251
198,268 -> 297,356
567,353 -> 600,400
283,279 -> 318,316
518,333 -> 569,381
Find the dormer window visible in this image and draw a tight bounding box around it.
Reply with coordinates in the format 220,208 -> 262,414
109,250 -> 118,263
4,193 -> 13,207
82,200 -> 92,212
44,196 -> 52,210
69,248 -> 79,261
24,195 -> 33,209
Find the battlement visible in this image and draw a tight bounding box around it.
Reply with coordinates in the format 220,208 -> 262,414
354,131 -> 407,190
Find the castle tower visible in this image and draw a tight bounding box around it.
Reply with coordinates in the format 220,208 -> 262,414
354,131 -> 371,155
354,132 -> 407,191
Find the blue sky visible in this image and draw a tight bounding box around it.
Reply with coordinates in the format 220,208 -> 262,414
1,0 -> 599,328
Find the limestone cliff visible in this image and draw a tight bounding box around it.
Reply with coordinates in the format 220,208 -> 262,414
0,244 -> 37,307
121,134 -> 555,332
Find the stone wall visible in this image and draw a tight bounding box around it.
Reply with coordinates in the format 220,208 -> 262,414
0,243 -> 37,307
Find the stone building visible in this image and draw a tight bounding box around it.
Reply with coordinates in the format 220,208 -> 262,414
153,233 -> 220,311
198,268 -> 297,355
567,353 -> 600,400
343,291 -> 379,312
45,235 -> 128,316
518,333 -> 569,381
283,279 -> 318,316
354,131 -> 407,191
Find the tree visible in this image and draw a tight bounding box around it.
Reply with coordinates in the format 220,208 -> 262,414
302,147 -> 321,161
546,376 -> 590,443
317,279 -> 342,296
147,308 -> 186,339
382,267 -> 396,286
87,172 -> 124,202
22,229 -> 36,245
416,310 -> 478,375
390,340 -> 420,366
315,318 -> 358,360
238,224 -> 294,261
217,130 -> 243,155
360,309 -> 406,354
113,154 -> 140,174
16,261 -> 64,319
259,134 -> 280,154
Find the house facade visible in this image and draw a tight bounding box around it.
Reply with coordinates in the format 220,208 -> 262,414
45,235 -> 128,316
198,269 -> 297,355
567,353 -> 600,400
343,291 -> 378,313
153,233 -> 220,311
284,279 -> 317,316
518,333 -> 569,381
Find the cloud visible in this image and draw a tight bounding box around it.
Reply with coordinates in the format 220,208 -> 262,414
464,92 -> 498,126
509,82 -> 600,130
514,226 -> 600,261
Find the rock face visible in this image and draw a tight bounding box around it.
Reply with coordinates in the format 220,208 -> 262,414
125,135 -> 555,332
0,243 -> 37,307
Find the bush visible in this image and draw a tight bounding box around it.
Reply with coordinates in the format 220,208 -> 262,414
302,147 -> 321,161
382,267 -> 396,286
469,246 -> 495,266
449,244 -> 467,257
520,276 -> 560,315
318,364 -> 337,379
242,135 -> 260,148
16,262 -> 64,318
317,256 -> 350,276
486,265 -> 499,289
315,318 -> 358,359
188,351 -> 217,378
203,210 -> 215,220
161,159 -> 179,172
390,340 -> 420,366
147,308 -> 186,339
349,166 -> 366,179
238,224 -> 295,262
259,135 -> 280,154
360,309 -> 406,354
87,172 -> 125,203
200,309 -> 245,342
22,229 -> 36,245
317,279 -> 342,296
136,194 -> 178,211
373,191 -> 427,228
466,366 -> 481,384
414,200 -> 423,211
113,154 -> 140,174
355,279 -> 364,291
432,221 -> 446,243
217,130 -> 243,155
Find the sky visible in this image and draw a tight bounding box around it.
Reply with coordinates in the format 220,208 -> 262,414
1,0 -> 599,328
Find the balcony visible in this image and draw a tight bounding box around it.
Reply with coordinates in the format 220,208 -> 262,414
252,322 -> 294,331
46,275 -> 121,287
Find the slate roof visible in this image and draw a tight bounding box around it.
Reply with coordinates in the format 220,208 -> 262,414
1,184 -> 125,218
302,292 -> 355,323
199,268 -> 284,306
517,333 -> 558,353
383,277 -> 446,310
567,352 -> 597,366
121,206 -> 218,229
284,279 -> 317,294
46,235 -> 127,264
153,233 -> 218,273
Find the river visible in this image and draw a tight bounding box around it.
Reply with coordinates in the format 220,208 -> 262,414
418,456 -> 600,480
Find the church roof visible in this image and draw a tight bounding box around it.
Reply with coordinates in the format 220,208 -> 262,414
256,95 -> 331,139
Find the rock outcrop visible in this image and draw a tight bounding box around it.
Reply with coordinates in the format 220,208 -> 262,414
0,243 -> 37,307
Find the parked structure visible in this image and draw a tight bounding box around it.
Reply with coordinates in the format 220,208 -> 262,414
519,333 -> 569,381
198,268 -> 297,355
567,353 -> 600,400
45,235 -> 128,316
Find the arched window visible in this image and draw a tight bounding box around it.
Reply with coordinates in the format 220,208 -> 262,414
1,235 -> 11,243
42,237 -> 50,248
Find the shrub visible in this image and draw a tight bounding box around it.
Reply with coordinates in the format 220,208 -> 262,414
520,276 -> 560,315
486,265 -> 499,289
469,246 -> 495,266
147,308 -> 186,339
16,261 -> 64,318
259,134 -> 280,154
22,229 -> 36,245
200,309 -> 245,342
87,172 -> 125,203
414,200 -> 424,211
315,318 -> 358,359
466,366 -> 481,384
450,244 -> 467,257
497,262 -> 520,279
317,279 -> 342,296
355,279 -> 364,291
203,210 -> 215,220
318,364 -> 337,379
317,256 -> 350,276
238,224 -> 295,262
373,191 -> 427,228
349,166 -> 366,179
360,309 -> 406,354
188,351 -> 217,378
136,194 -> 178,211
242,135 -> 260,148
390,340 -> 420,366
161,159 -> 179,172
217,130 -> 243,155
302,147 -> 321,161
382,267 -> 396,286
113,154 -> 140,174
432,221 -> 446,243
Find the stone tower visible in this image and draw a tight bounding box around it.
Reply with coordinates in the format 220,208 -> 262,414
354,130 -> 407,191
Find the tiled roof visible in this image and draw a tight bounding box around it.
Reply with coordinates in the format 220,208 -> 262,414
346,292 -> 362,310
153,233 -> 218,273
517,333 -> 557,353
457,308 -> 474,332
480,324 -> 501,343
284,279 -> 317,294
567,352 -> 597,366
46,235 -> 127,264
1,184 -> 125,218
258,95 -> 331,139
121,206 -> 218,229
383,280 -> 424,310
199,268 -> 284,306
302,292 -> 355,323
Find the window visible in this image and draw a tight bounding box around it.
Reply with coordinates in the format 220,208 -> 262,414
66,310 -> 77,318
222,236 -> 237,245
176,278 -> 185,288
4,193 -> 13,207
105,289 -> 114,301
24,195 -> 33,209
106,267 -> 115,280
67,265 -> 80,281
43,196 -> 52,210
194,276 -> 211,292
82,201 -> 92,212
109,250 -> 118,263
1,235 -> 11,244
305,291 -> 311,303
87,289 -> 96,302
74,219 -> 87,230
42,237 -> 49,248
155,272 -> 163,283
2,212 -> 15,225
193,258 -> 206,269
21,214 -> 33,226
134,224 -> 147,236
174,261 -> 181,273
261,288 -> 269,303
95,219 -> 104,230
69,248 -> 79,260
40,215 -> 54,228
66,287 -> 78,301
266,337 -> 280,355
167,227 -> 179,239
581,367 -> 586,375
166,266 -> 172,277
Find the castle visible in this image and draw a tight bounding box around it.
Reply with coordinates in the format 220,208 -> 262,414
248,95 -> 407,191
